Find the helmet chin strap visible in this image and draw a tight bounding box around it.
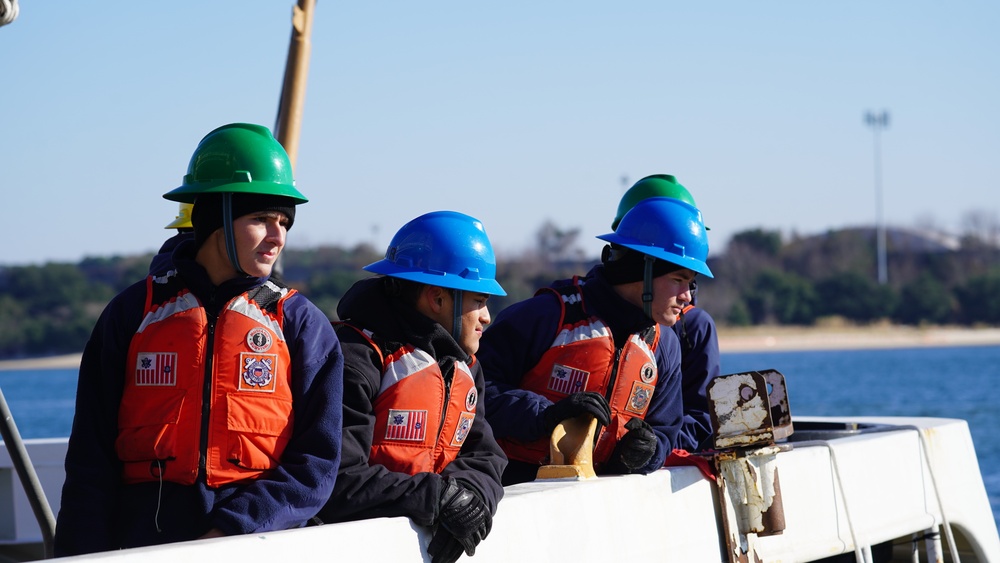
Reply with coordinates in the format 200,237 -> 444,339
222,192 -> 249,277
642,255 -> 655,319
451,289 -> 464,344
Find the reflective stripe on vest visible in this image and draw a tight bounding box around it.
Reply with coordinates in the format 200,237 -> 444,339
118,274 -> 295,487
497,278 -> 659,467
339,324 -> 478,475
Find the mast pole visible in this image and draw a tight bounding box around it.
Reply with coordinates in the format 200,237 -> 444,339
272,0 -> 316,279
274,0 -> 317,171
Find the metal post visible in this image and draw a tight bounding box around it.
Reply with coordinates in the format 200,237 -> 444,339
0,388 -> 56,558
864,110 -> 890,285
924,528 -> 943,563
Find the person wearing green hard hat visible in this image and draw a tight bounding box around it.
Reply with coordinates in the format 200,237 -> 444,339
479,194 -> 713,485
613,174 -> 721,455
149,202 -> 195,275
55,123 -> 345,556
611,174 -> 698,230
163,122 -> 308,280
314,211 -> 507,563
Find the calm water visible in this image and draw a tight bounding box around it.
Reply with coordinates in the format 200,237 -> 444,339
723,344 -> 1000,532
3,345 -> 1000,529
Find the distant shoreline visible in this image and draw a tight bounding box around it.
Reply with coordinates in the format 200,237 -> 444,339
716,325 -> 1000,353
0,353 -> 83,372
2,325 -> 998,372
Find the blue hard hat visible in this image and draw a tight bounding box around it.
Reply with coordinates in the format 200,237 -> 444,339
365,211 -> 507,295
597,197 -> 714,278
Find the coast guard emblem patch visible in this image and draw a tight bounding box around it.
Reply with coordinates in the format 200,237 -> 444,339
625,381 -> 654,415
451,411 -> 476,446
547,364 -> 589,395
135,352 -> 177,386
239,353 -> 278,392
246,327 -> 273,353
386,409 -> 427,442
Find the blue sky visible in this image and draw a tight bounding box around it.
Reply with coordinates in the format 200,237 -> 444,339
2,1 -> 998,266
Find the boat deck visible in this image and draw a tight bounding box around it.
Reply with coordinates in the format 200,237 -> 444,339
3,417 -> 998,562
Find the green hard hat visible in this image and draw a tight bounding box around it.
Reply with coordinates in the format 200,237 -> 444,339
163,123 -> 307,204
612,174 -> 697,230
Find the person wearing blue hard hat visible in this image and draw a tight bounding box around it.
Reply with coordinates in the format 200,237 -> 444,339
611,174 -> 722,453
479,195 -> 713,485
315,211 -> 507,563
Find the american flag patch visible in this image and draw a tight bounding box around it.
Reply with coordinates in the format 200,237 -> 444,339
385,409 -> 427,442
135,352 -> 177,386
547,364 -> 589,395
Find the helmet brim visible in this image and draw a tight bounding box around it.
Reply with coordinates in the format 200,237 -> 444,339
364,261 -> 507,296
163,181 -> 308,204
596,234 -> 714,279
164,217 -> 192,229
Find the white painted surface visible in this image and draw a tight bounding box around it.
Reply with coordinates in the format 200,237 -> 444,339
5,417 -> 1000,562
0,438 -> 63,545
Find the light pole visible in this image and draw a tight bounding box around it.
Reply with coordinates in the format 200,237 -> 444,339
865,110 -> 890,285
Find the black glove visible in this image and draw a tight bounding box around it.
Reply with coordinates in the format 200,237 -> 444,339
607,417 -> 658,474
542,391 -> 611,435
428,478 -> 492,562
427,532 -> 466,563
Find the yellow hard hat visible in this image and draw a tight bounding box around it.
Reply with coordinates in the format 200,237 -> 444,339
164,202 -> 194,229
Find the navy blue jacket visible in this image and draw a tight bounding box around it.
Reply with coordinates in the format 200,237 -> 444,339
671,306 -> 721,451
147,231 -> 193,275
54,239 -> 344,555
478,266 -> 684,480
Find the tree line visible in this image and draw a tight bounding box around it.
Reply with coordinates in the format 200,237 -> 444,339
702,227 -> 1000,328
1,224 -> 998,359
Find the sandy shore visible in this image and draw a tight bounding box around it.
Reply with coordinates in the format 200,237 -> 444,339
1,325 -> 998,371
716,325 -> 1000,353
0,353 -> 83,372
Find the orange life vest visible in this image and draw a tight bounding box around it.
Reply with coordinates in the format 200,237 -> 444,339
497,277 -> 659,467
117,273 -> 295,487
338,324 -> 479,475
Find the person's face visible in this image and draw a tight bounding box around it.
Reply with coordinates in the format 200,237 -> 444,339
232,211 -> 289,278
443,290 -> 492,355
647,269 -> 696,327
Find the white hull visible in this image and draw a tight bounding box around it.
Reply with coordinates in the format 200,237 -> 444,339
4,416 -> 999,562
